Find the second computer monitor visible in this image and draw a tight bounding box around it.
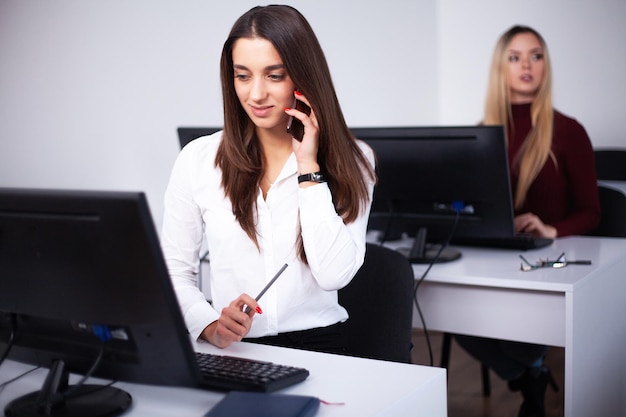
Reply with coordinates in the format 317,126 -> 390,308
352,126 -> 514,260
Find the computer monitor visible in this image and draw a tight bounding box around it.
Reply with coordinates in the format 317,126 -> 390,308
0,188 -> 203,417
177,127 -> 222,149
351,126 -> 513,263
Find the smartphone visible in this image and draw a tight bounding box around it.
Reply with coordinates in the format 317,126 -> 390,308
286,97 -> 311,141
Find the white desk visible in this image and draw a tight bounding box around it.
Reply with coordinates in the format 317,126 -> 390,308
403,236 -> 626,417
0,341 -> 447,417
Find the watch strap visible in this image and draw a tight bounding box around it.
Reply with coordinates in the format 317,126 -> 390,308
297,171 -> 326,184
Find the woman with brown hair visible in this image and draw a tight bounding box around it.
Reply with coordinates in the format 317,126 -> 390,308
161,5 -> 375,354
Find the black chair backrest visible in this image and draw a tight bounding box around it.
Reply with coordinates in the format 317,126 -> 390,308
594,149 -> 626,181
589,149 -> 626,237
177,127 -> 222,149
338,243 -> 414,363
587,185 -> 626,238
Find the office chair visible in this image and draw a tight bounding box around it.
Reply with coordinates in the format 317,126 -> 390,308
594,148 -> 626,181
175,127 -> 223,289
589,148 -> 626,237
587,185 -> 626,238
177,127 -> 222,149
338,243 -> 415,364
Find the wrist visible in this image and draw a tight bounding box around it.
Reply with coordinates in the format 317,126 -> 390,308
202,321 -> 229,348
297,162 -> 320,176
297,171 -> 326,184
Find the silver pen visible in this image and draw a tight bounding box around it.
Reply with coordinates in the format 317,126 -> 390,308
244,263 -> 288,313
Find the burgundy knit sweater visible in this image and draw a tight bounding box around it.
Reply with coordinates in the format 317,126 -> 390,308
508,103 -> 600,237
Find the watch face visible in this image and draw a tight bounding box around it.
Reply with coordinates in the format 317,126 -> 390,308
311,173 -> 323,182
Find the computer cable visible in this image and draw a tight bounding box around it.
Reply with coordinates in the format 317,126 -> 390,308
0,313 -> 17,367
0,367 -> 41,397
378,200 -> 400,244
371,204 -> 460,366
62,325 -> 112,396
0,314 -> 42,397
412,210 -> 460,367
36,325 -> 115,412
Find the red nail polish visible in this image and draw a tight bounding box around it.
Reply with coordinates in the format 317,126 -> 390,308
255,306 -> 263,314
294,90 -> 303,96
284,107 -> 291,112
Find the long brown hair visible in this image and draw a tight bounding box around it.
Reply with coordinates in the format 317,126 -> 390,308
483,25 -> 554,209
216,5 -> 375,257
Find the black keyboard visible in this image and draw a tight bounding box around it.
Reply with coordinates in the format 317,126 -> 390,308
453,234 -> 553,251
195,352 -> 310,392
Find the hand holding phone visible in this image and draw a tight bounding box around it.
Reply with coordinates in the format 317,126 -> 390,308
286,97 -> 311,141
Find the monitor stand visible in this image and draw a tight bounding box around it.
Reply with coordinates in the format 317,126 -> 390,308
397,227 -> 461,264
5,359 -> 132,417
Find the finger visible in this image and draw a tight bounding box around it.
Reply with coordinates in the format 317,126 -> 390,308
284,106 -> 312,128
516,219 -> 532,233
293,91 -> 318,128
235,294 -> 262,315
284,102 -> 316,128
219,309 -> 250,339
214,319 -> 242,343
215,325 -> 244,343
243,303 -> 263,315
294,90 -> 312,108
236,293 -> 256,307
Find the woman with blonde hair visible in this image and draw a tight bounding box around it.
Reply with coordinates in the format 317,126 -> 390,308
484,25 -> 600,238
161,5 -> 376,354
456,25 -> 600,417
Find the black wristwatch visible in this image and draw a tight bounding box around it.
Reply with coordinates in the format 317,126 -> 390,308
297,171 -> 327,184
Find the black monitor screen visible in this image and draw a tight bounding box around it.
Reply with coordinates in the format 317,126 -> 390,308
0,188 -> 201,416
351,126 -> 514,262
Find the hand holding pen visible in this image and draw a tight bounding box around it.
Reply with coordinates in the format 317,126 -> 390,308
203,263 -> 289,348
244,263 -> 288,313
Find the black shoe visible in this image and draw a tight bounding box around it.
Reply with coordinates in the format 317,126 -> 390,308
508,366 -> 558,417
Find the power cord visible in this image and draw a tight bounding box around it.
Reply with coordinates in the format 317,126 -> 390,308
0,314 -> 42,398
0,313 -> 17,367
0,367 -> 42,397
60,324 -> 112,398
374,206 -> 461,367
35,324 -> 114,412
412,210 -> 460,366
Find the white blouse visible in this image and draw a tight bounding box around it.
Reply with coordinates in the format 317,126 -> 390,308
161,131 -> 375,341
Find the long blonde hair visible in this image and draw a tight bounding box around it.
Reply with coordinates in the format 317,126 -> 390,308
483,25 -> 554,209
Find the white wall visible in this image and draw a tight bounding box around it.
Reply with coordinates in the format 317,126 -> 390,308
1,0 -> 624,229
437,0 -> 626,147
